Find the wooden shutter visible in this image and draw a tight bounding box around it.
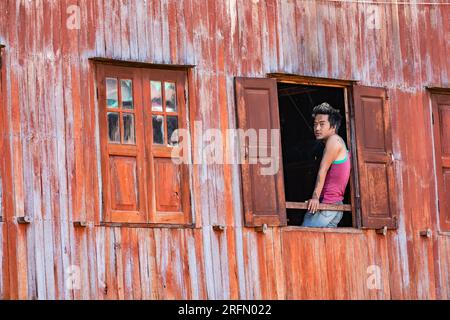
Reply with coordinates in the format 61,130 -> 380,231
142,69 -> 190,224
97,65 -> 147,223
0,48 -> 3,220
353,85 -> 397,229
0,46 -> 6,220
432,93 -> 450,231
235,77 -> 286,227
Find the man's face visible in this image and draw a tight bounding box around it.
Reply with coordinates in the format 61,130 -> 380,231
313,114 -> 336,140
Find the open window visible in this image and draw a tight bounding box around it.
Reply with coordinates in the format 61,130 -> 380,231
277,81 -> 353,227
95,63 -> 191,225
235,75 -> 398,230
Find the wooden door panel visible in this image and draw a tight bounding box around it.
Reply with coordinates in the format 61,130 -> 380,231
433,94 -> 450,230
141,69 -> 191,224
235,77 -> 286,227
109,155 -> 139,211
97,65 -> 147,223
365,162 -> 391,217
438,106 -> 450,155
154,158 -> 182,213
443,171 -> 450,225
245,89 -> 273,130
360,96 -> 386,151
353,85 -> 397,229
249,163 -> 278,214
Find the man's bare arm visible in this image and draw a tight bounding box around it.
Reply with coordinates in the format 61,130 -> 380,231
313,139 -> 340,197
307,136 -> 341,212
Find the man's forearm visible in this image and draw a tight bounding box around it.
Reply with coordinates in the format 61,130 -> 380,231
312,173 -> 326,200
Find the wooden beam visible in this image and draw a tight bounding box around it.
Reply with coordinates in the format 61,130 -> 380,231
286,201 -> 352,212
267,73 -> 358,88
278,86 -> 318,96
426,86 -> 450,94
89,57 -> 195,70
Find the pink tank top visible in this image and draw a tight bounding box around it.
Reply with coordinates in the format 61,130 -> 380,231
320,151 -> 351,204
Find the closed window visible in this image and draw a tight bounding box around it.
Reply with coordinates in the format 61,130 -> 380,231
96,64 -> 191,225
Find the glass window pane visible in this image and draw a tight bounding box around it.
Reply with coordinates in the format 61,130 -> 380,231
121,79 -> 133,109
152,115 -> 164,144
165,82 -> 177,112
107,112 -> 120,143
123,114 -> 136,144
151,81 -> 163,112
167,116 -> 179,146
106,78 -> 118,108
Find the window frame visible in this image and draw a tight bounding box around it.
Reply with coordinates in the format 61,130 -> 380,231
141,68 -> 191,224
0,44 -> 4,222
429,89 -> 450,233
267,73 -> 361,229
94,61 -> 194,227
0,44 -> 11,224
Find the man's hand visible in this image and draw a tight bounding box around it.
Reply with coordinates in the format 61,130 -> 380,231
307,198 -> 320,213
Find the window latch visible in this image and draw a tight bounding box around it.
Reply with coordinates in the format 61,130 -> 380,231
375,226 -> 387,236
212,224 -> 225,232
419,229 -> 432,238
74,221 -> 88,228
255,224 -> 268,234
17,216 -> 31,224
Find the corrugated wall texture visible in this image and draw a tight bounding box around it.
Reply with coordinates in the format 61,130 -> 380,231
0,0 -> 449,299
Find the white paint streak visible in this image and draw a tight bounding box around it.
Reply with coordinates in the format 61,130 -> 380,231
187,233 -> 200,299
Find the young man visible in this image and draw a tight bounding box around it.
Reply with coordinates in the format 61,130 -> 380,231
302,102 -> 351,228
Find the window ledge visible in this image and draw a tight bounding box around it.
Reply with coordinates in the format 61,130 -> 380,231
438,231 -> 450,237
97,222 -> 199,229
282,226 -> 364,234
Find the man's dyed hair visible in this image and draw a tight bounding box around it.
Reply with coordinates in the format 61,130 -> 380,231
312,102 -> 342,131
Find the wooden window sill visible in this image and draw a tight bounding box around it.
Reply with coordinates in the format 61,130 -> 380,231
97,222 -> 198,229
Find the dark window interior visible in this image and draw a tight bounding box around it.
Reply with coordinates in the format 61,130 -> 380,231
277,82 -> 352,227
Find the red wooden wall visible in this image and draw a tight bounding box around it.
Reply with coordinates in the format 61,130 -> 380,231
0,0 -> 449,299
